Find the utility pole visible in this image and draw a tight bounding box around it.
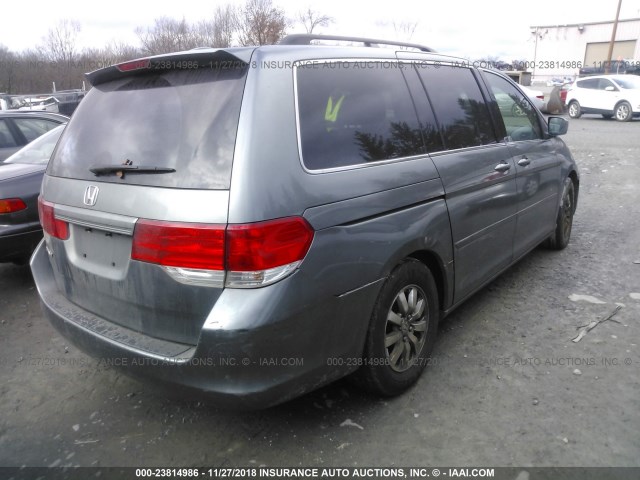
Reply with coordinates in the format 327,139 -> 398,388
605,0 -> 623,74
532,27 -> 539,79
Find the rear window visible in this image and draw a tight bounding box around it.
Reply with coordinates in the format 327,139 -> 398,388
48,65 -> 248,189
296,62 -> 425,170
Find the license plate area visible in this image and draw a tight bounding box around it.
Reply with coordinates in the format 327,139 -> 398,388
66,224 -> 133,280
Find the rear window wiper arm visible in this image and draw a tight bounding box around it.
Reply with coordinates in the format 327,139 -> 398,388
89,165 -> 176,177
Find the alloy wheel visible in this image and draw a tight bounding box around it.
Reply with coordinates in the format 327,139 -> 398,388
384,285 -> 428,372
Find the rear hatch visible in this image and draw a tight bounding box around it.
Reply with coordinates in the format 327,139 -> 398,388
41,50 -> 251,345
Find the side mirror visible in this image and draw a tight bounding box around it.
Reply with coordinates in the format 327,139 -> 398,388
548,117 -> 568,136
605,86 -> 615,91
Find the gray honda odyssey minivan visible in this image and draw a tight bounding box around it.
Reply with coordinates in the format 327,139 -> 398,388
32,35 -> 578,408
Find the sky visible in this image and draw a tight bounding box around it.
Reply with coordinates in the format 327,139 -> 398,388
1,0 -> 640,61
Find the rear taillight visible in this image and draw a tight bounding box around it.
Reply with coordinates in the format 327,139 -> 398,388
131,216 -> 314,288
131,220 -> 225,270
37,197 -> 69,240
0,198 -> 27,214
225,217 -> 314,288
536,95 -> 544,100
226,218 -> 314,271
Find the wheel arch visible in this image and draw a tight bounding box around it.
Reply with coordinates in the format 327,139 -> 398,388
568,169 -> 579,212
406,250 -> 449,318
614,99 -> 633,117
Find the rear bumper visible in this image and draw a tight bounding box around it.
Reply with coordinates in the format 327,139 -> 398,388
0,226 -> 42,263
30,241 -> 380,409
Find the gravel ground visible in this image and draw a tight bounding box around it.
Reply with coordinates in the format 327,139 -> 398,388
0,115 -> 639,474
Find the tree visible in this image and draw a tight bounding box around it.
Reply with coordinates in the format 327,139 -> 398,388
392,21 -> 418,44
82,42 -> 142,69
0,45 -> 18,93
298,7 -> 333,34
195,5 -> 238,50
136,17 -> 201,55
37,20 -> 84,91
40,19 -> 81,63
238,0 -> 288,46
211,5 -> 238,47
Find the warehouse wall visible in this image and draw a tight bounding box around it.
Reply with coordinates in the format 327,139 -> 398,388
529,18 -> 640,83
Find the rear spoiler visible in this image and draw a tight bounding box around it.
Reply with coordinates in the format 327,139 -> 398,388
86,48 -> 254,86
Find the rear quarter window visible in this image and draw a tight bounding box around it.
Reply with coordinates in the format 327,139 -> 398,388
296,62 -> 426,170
48,65 -> 248,189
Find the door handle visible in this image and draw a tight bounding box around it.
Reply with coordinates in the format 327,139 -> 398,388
494,162 -> 511,173
517,157 -> 531,167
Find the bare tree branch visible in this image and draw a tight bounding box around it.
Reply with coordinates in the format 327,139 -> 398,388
392,21 -> 418,45
238,0 -> 288,46
40,19 -> 81,63
298,7 -> 333,34
212,5 -> 238,47
136,17 -> 202,55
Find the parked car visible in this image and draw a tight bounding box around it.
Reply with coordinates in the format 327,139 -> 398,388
546,77 -> 572,87
0,124 -> 66,264
560,83 -> 571,105
18,96 -> 60,112
0,111 -> 68,162
31,34 -> 578,408
566,74 -> 640,121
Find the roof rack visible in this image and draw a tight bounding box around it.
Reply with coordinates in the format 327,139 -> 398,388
279,34 -> 435,53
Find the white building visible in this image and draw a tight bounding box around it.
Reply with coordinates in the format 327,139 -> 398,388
529,17 -> 640,83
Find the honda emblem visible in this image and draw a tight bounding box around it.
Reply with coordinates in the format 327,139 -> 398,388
83,185 -> 99,206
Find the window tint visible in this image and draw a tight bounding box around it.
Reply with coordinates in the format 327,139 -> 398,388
404,68 -> 444,153
615,76 -> 640,89
416,65 -> 496,150
296,62 -> 425,170
0,120 -> 17,148
49,66 -> 247,189
597,78 -> 616,90
484,72 -> 542,141
577,78 -> 599,89
13,118 -> 60,142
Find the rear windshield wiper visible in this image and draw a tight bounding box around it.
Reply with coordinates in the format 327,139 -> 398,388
89,165 -> 176,177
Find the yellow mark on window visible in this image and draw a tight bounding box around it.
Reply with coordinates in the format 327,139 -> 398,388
325,95 -> 345,122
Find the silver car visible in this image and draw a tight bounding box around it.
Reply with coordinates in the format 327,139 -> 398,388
31,34 -> 579,408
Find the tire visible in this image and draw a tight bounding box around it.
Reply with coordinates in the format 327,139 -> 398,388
354,259 -> 439,396
601,114 -> 613,119
614,101 -> 632,122
546,177 -> 575,250
568,101 -> 581,118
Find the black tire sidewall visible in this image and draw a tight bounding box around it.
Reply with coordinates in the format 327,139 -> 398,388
555,178 -> 574,248
360,259 -> 439,396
